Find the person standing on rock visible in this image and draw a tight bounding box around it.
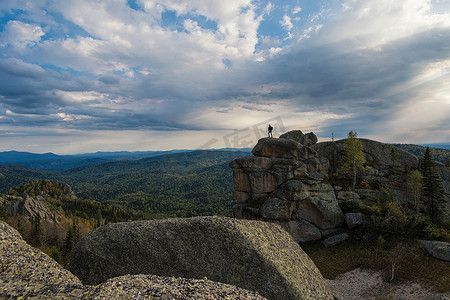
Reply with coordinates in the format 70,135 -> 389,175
268,124 -> 273,138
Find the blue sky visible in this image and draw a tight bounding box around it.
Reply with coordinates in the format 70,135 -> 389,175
0,0 -> 449,154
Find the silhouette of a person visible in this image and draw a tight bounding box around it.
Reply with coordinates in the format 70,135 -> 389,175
268,124 -> 273,138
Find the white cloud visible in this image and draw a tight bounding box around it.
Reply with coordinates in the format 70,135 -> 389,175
323,0 -> 450,50
264,2 -> 274,15
293,6 -> 302,14
42,0 -> 264,80
0,21 -> 45,48
280,14 -> 293,31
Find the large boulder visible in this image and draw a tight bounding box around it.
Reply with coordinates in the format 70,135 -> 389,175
345,213 -> 364,229
70,216 -> 333,300
420,240 -> 450,262
280,130 -> 318,146
311,139 -> 419,178
0,221 -> 87,299
273,181 -> 345,230
258,197 -> 294,221
296,196 -> 345,230
323,233 -> 349,248
0,221 -> 286,300
310,138 -> 421,207
280,220 -> 322,243
252,138 -> 317,160
83,274 -> 267,299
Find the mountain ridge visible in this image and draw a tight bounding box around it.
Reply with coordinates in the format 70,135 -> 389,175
0,148 -> 253,171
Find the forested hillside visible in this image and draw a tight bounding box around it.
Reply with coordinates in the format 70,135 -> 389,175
0,179 -> 146,267
59,150 -> 250,218
1,150 -> 251,218
393,144 -> 449,164
0,165 -> 51,193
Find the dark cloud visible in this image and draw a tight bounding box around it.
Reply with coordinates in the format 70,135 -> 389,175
98,74 -> 120,85
1,0 -> 449,152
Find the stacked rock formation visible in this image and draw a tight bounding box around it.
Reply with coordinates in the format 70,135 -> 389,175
230,130 -> 345,242
230,130 -> 450,243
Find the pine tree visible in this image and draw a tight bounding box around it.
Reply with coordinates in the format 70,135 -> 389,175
72,220 -> 80,246
62,226 -> 74,267
0,202 -> 8,222
17,218 -> 25,236
420,147 -> 446,223
29,215 -> 42,247
343,131 -> 365,191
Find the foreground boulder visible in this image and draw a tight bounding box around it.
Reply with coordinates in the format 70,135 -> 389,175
70,216 -> 333,300
0,221 -> 267,299
83,274 -> 267,300
0,221 -> 86,298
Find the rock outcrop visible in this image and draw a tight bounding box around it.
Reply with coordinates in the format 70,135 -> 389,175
311,139 -> 420,205
70,216 -> 333,300
0,221 -> 268,299
230,129 -> 449,243
230,130 -> 345,240
2,194 -> 57,220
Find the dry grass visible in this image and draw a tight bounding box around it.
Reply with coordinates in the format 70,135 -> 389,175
302,239 -> 450,293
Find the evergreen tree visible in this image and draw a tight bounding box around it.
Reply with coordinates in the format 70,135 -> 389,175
343,131 -> 365,191
408,169 -> 423,212
62,226 -> 74,267
72,220 -> 80,246
420,147 -> 446,223
49,246 -> 62,265
17,218 -> 25,236
29,215 -> 42,247
0,202 -> 8,222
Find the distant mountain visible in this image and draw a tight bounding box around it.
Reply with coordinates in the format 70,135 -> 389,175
0,148 -> 252,171
419,144 -> 450,150
0,150 -> 178,170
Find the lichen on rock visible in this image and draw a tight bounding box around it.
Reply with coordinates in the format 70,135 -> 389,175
0,220 -> 272,299
70,216 -> 333,300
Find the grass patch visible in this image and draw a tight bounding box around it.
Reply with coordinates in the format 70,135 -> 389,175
302,240 -> 450,292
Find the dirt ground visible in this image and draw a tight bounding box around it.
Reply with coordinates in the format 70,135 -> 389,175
327,268 -> 450,300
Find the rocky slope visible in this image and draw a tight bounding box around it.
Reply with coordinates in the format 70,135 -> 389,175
70,216 -> 333,300
1,194 -> 59,220
0,221 -> 267,299
229,130 -> 449,243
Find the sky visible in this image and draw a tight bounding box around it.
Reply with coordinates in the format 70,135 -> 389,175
0,0 -> 449,154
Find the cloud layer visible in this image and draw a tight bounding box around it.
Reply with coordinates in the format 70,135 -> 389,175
0,0 -> 449,153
